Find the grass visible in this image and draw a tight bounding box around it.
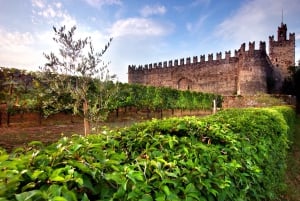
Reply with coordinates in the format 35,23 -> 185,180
283,115 -> 300,201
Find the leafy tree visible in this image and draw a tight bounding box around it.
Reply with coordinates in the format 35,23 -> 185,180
0,68 -> 27,126
281,60 -> 300,112
291,62 -> 300,111
41,25 -> 116,135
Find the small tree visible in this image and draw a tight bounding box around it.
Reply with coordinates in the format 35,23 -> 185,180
281,60 -> 300,112
41,25 -> 116,135
1,69 -> 25,126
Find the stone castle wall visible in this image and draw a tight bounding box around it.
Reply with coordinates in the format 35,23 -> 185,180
128,23 -> 295,96
129,42 -> 271,95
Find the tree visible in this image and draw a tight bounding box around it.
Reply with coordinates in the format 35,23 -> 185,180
281,60 -> 300,112
41,25 -> 116,135
1,68 -> 26,126
292,62 -> 300,112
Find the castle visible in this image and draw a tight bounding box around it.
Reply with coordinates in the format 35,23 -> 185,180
128,23 -> 295,95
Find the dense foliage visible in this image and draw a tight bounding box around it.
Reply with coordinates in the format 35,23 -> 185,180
40,25 -> 115,135
281,63 -> 300,112
112,83 -> 222,111
0,106 -> 295,200
0,67 -> 222,126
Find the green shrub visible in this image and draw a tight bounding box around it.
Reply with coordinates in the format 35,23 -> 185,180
0,106 -> 295,200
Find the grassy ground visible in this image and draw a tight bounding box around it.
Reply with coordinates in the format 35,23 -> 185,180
283,115 -> 300,201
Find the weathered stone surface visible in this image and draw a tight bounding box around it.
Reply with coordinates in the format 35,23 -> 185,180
128,23 -> 295,95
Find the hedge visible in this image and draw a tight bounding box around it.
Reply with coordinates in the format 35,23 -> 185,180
0,106 -> 296,200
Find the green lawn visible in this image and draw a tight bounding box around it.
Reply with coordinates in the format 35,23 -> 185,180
284,115 -> 300,201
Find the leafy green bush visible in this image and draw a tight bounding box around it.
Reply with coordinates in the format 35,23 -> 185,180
113,83 -> 222,111
0,106 -> 295,200
0,67 -> 222,119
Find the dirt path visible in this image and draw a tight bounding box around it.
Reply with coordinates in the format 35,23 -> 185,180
0,124 -> 84,152
0,118 -> 139,152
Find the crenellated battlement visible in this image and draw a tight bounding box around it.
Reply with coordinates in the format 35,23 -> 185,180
128,41 -> 267,72
128,22 -> 295,96
238,41 -> 266,53
269,33 -> 295,42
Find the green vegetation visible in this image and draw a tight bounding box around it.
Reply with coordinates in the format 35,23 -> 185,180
0,106 -> 295,200
0,68 -> 38,125
40,25 -> 115,135
284,115 -> 300,201
0,67 -> 222,129
114,83 -> 222,113
282,62 -> 300,112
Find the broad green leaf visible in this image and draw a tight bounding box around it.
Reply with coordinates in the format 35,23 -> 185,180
61,186 -> 77,201
31,170 -> 44,180
21,182 -> 36,192
48,184 -> 62,197
52,197 -> 68,201
155,193 -> 166,201
126,171 -> 144,184
140,194 -> 153,201
0,154 -> 9,162
82,174 -> 97,194
105,172 -> 125,185
50,175 -> 65,182
81,193 -> 90,201
15,190 -> 43,201
162,185 -> 170,196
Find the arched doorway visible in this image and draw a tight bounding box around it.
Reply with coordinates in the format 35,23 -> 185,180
177,77 -> 192,90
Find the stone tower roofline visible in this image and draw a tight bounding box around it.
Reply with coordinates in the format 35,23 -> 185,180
128,41 -> 267,72
269,22 -> 295,42
269,32 -> 295,42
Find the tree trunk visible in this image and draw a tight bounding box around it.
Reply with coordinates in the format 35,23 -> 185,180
116,108 -> 119,118
83,100 -> 90,136
7,112 -> 10,127
147,108 -> 150,119
38,109 -> 42,126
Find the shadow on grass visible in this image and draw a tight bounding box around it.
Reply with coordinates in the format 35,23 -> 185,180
283,115 -> 300,201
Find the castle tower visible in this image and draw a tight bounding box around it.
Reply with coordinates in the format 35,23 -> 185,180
269,22 -> 295,81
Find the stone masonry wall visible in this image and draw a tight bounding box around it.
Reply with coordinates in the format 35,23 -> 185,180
128,42 -> 271,95
269,33 -> 295,79
128,23 -> 295,96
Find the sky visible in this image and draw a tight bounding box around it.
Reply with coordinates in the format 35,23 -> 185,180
0,0 -> 300,82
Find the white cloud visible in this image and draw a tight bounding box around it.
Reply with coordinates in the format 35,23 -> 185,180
109,18 -> 172,38
140,5 -> 166,17
0,28 -> 45,70
31,0 -> 46,9
60,14 -> 77,28
40,6 -> 56,18
186,14 -> 208,33
104,35 -> 172,82
54,2 -> 62,9
213,0 -> 300,63
83,0 -> 122,8
215,0 -> 300,44
31,0 -> 77,27
0,30 -> 34,47
174,0 -> 210,12
0,25 -> 111,72
215,2 -> 270,43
